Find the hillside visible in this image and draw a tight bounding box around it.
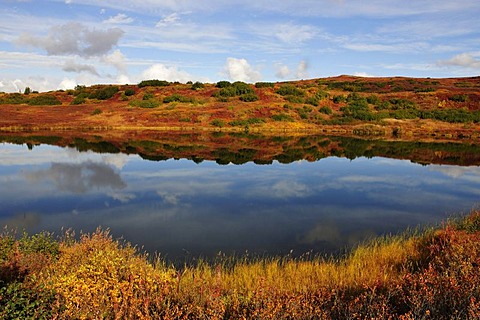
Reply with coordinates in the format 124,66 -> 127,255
1,75 -> 480,141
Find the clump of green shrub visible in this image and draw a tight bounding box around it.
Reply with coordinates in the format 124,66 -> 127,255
191,81 -> 204,90
229,118 -> 265,126
163,94 -> 194,103
124,88 -> 135,96
28,95 -> 62,106
276,84 -> 304,97
216,81 -> 232,88
211,119 -> 225,127
255,82 -> 275,88
71,93 -> 88,105
239,93 -> 259,102
129,99 -> 161,108
91,109 -> 102,115
88,86 -> 119,100
272,113 -> 294,122
319,106 -> 333,115
213,81 -> 255,99
138,79 -> 170,88
0,93 -> 27,104
449,94 -> 469,102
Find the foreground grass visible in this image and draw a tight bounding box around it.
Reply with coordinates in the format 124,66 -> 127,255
1,212 -> 479,319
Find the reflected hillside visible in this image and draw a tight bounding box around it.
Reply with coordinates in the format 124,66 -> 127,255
1,131 -> 480,166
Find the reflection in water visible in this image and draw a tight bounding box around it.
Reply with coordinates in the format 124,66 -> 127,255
24,161 -> 126,194
1,141 -> 480,262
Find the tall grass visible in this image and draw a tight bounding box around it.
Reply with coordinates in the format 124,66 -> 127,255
1,212 -> 479,319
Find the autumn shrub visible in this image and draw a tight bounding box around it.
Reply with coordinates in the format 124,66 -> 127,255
191,81 -> 204,90
1,212 -> 479,318
255,82 -> 275,88
163,93 -> 194,103
28,95 -> 62,106
138,79 -> 170,88
276,84 -> 304,97
37,229 -> 177,319
71,92 -> 88,105
124,88 -> 136,96
129,99 -> 161,108
239,93 -> 259,102
211,119 -> 225,127
272,113 -> 294,122
88,86 -> 119,100
215,80 -> 231,88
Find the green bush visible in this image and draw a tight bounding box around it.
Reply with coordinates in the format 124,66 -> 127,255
28,95 -> 62,106
229,118 -> 265,126
216,81 -> 232,88
129,99 -> 161,108
91,109 -> 102,115
319,106 -> 333,115
276,85 -> 304,97
142,93 -> 154,100
255,82 -> 275,88
211,119 -> 225,127
272,113 -> 294,122
332,95 -> 346,104
191,82 -> 205,90
239,93 -> 259,102
315,90 -> 329,100
232,82 -> 254,95
138,80 -> 170,88
285,95 -> 304,104
88,86 -> 119,100
449,94 -> 469,102
124,88 -> 135,96
71,93 -> 88,105
0,93 -> 27,104
305,96 -> 319,106
163,94 -> 194,103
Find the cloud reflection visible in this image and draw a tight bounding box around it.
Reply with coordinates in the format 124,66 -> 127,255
24,161 -> 126,194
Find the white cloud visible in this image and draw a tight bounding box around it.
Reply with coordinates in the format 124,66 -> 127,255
140,63 -> 194,83
156,13 -> 180,27
102,49 -> 127,73
296,60 -> 309,78
275,63 -> 291,79
274,23 -> 317,44
62,59 -> 99,75
103,13 -> 134,24
353,72 -> 375,77
437,53 -> 480,69
57,78 -> 77,90
223,57 -> 261,82
18,22 -> 124,58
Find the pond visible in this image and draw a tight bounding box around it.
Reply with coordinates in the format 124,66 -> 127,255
1,133 -> 480,262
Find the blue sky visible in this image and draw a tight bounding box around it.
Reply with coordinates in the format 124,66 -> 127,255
1,0 -> 479,92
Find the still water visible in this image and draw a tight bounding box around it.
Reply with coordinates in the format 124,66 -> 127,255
1,141 -> 479,261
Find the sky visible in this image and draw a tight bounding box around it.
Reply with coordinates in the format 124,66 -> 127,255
0,0 -> 479,92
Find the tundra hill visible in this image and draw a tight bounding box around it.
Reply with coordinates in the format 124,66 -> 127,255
0,75 -> 479,140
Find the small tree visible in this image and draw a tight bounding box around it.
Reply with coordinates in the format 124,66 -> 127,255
24,87 -> 31,95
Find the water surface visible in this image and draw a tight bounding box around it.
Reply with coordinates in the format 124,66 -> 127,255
1,141 -> 479,262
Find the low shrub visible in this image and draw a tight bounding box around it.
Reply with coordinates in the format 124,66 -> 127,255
28,95 -> 62,106
88,86 -> 119,100
191,81 -> 205,90
211,119 -> 225,127
129,99 -> 161,108
272,113 -> 295,122
276,84 -> 304,97
124,88 -> 135,96
255,82 -> 275,88
239,93 -> 259,102
138,79 -> 170,88
163,94 -> 194,103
